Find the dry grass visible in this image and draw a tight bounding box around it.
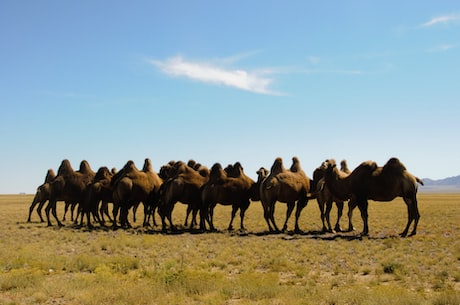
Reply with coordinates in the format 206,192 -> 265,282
1,194 -> 459,304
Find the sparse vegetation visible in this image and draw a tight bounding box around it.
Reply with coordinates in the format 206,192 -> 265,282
1,193 -> 459,304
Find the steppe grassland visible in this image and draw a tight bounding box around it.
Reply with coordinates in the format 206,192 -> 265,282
0,194 -> 459,305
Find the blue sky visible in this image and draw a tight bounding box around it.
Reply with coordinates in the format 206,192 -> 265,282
1,1 -> 459,194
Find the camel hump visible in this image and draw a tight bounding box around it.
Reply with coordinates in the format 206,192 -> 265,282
383,157 -> 407,172
142,158 -> 154,172
340,160 -> 351,174
78,160 -> 94,175
209,163 -> 226,183
44,169 -> 56,183
270,157 -> 286,175
289,156 -> 302,172
57,159 -> 73,176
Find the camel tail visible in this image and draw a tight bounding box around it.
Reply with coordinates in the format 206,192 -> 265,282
416,177 -> 424,186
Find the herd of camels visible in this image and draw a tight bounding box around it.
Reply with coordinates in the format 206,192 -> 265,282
27,156 -> 424,237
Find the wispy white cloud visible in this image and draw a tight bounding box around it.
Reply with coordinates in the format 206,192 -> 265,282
426,44 -> 457,53
149,55 -> 283,95
421,13 -> 460,27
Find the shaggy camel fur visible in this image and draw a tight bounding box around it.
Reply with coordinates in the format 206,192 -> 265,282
260,157 -> 313,233
324,158 -> 423,237
27,169 -> 56,223
158,160 -> 210,231
201,162 -> 255,231
112,158 -> 163,228
45,160 -> 95,226
313,159 -> 350,232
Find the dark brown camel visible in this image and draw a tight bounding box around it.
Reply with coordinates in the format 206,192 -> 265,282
200,162 -> 255,231
260,157 -> 313,233
27,169 -> 55,222
111,158 -> 163,228
324,158 -> 423,237
45,160 -> 95,226
79,166 -> 115,227
158,160 -> 209,232
312,159 -> 350,232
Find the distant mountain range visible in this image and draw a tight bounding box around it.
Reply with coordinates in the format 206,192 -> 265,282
421,175 -> 460,193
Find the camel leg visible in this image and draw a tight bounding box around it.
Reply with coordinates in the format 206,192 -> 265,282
184,204 -> 192,227
71,202 -> 78,222
294,198 -> 308,233
209,205 -> 216,231
228,205 -> 238,231
112,204 -> 120,229
334,201 -> 344,232
325,199 -> 334,232
262,201 -> 275,232
160,204 -> 168,232
357,198 -> 369,236
269,201 -> 281,232
27,200 -> 39,222
50,200 -> 63,227
282,202 -> 295,232
167,205 -> 176,231
142,202 -> 150,227
347,198 -> 358,232
45,201 -> 53,226
151,205 -> 158,227
37,201 -> 46,222
191,207 -> 198,228
400,200 -> 413,238
401,195 -> 420,237
63,202 -> 69,221
410,196 -> 420,236
239,200 -> 250,231
316,197 -> 326,232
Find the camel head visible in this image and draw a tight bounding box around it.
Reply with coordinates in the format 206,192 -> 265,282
94,167 -> 112,181
256,167 -> 269,182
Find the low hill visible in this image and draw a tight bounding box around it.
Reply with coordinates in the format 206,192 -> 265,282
421,175 -> 460,193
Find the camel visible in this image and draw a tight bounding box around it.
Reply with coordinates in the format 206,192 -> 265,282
111,158 -> 163,228
312,159 -> 350,232
323,158 -> 424,237
78,166 -> 115,227
45,160 -> 96,226
200,162 -> 255,231
260,157 -> 313,233
27,169 -> 56,222
158,160 -> 209,232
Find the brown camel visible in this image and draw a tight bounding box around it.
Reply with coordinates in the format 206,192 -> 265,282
45,160 -> 95,226
200,162 -> 255,231
79,166 -> 115,227
112,158 -> 163,228
324,158 -> 423,237
27,169 -> 56,222
158,160 -> 210,232
260,157 -> 313,233
312,159 -> 350,232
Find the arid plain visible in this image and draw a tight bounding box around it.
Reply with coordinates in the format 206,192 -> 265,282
0,193 -> 459,305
